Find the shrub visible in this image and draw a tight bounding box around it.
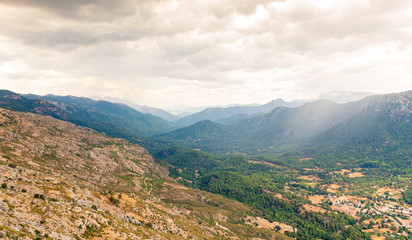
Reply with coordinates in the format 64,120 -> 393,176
34,194 -> 46,200
109,196 -> 119,205
8,163 -> 16,168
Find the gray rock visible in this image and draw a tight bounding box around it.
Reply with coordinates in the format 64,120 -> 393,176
0,201 -> 9,213
71,197 -> 93,208
122,214 -> 141,226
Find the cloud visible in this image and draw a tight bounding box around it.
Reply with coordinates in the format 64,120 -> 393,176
0,0 -> 411,108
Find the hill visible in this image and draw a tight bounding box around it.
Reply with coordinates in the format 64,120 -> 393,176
0,90 -> 178,137
0,107 -> 291,239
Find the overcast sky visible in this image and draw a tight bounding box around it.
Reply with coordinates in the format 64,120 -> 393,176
0,0 -> 411,108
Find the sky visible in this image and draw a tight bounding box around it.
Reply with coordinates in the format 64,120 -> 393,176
0,0 -> 411,108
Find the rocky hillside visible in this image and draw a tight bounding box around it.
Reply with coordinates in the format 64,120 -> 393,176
0,108 -> 290,239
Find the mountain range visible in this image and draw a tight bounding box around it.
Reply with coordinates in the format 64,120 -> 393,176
175,98 -> 305,126
88,91 -> 377,126
90,96 -> 180,122
0,90 -> 178,138
159,91 -> 411,163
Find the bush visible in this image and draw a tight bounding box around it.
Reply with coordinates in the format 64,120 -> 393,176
109,196 -> 119,205
1,183 -> 7,189
8,163 -> 16,168
34,194 -> 46,200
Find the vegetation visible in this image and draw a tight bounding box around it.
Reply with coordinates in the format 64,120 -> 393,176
157,147 -> 372,239
404,189 -> 412,204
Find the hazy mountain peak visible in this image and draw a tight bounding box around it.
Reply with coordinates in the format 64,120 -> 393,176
90,95 -> 178,121
318,90 -> 376,103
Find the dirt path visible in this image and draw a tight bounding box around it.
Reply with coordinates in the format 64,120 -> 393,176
144,177 -> 153,195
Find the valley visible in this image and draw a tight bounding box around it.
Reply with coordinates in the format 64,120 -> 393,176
1,0 -> 410,239
0,90 -> 411,239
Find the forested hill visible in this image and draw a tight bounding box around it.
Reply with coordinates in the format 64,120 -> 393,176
175,98 -> 305,126
0,90 -> 178,137
295,90 -> 412,170
159,95 -> 374,153
159,91 -> 411,164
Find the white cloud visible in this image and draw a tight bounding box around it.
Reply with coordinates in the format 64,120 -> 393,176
0,0 -> 411,108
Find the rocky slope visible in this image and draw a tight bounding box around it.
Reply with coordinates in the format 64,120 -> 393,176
0,108 -> 290,240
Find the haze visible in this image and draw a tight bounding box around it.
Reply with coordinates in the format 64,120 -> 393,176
0,0 -> 411,108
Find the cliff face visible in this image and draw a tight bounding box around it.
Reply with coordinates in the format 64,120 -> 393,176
0,108 -> 290,240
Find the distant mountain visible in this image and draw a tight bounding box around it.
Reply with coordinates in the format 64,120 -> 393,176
318,90 -> 376,103
303,91 -> 412,168
230,98 -> 372,149
158,120 -> 229,152
90,96 -> 179,121
166,105 -> 208,116
215,112 -> 264,125
175,99 -> 305,126
160,91 -> 411,165
0,90 -> 178,137
132,105 -> 179,121
161,97 -> 372,153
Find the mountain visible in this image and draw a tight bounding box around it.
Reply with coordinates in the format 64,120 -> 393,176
90,96 -> 179,122
229,98 -> 372,150
216,112 -> 264,125
131,105 -> 179,122
158,120 -> 229,152
160,97 -> 373,153
318,90 -> 376,103
0,107 -> 292,239
165,105 -> 208,117
159,90 -> 411,173
175,98 -> 305,126
316,91 -> 411,145
0,90 -> 178,137
301,91 -> 412,169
